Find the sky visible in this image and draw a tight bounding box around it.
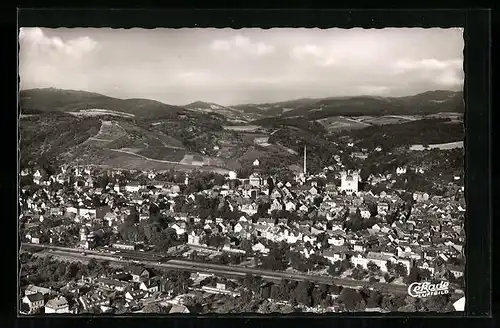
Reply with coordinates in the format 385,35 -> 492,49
19,28 -> 464,106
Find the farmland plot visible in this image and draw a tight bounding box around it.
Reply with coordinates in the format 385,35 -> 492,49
318,116 -> 370,132
84,121 -> 127,147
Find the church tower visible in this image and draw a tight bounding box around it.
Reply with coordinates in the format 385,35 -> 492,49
303,145 -> 307,176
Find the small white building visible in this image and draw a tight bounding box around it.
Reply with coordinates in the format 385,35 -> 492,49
453,296 -> 465,311
396,167 -> 407,175
45,296 -> 70,314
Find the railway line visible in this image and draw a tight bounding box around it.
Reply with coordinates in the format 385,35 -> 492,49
21,243 -> 412,294
25,243 -> 463,296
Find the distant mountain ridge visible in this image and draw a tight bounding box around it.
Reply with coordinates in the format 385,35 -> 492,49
237,90 -> 464,119
20,88 -> 188,119
20,88 -> 463,121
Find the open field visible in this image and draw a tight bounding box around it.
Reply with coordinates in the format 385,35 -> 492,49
276,143 -> 298,155
357,115 -> 418,125
410,141 -> 464,151
238,147 -> 269,163
254,136 -> 271,147
137,146 -> 187,162
426,112 -> 463,118
318,116 -> 371,132
94,150 -> 230,173
151,133 -> 185,149
224,125 -> 261,132
68,108 -> 136,118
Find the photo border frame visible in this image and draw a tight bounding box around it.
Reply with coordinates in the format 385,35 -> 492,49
6,7 -> 493,328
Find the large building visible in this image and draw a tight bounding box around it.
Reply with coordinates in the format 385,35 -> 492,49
249,173 -> 263,187
340,170 -> 360,194
79,226 -> 95,250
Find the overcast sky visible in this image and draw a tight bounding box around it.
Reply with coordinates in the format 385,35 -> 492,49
19,28 -> 464,106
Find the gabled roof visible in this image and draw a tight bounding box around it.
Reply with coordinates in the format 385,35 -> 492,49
124,265 -> 149,276
45,296 -> 68,309
169,304 -> 190,313
25,292 -> 44,303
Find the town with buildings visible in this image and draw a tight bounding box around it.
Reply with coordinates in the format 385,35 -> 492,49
18,143 -> 466,314
18,26 -> 466,315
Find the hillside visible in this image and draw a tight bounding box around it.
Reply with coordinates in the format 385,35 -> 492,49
19,112 -> 102,166
233,98 -> 317,118
18,110 -> 289,173
234,90 -> 463,120
184,101 -> 249,121
339,117 -> 464,151
20,88 -> 188,119
19,88 -> 464,176
280,90 -> 464,120
19,108 -> 229,169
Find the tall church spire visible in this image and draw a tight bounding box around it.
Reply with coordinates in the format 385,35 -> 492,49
303,144 -> 307,175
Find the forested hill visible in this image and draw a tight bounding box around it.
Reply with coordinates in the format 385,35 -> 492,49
339,118 -> 464,150
20,88 -> 188,119
234,90 -> 463,120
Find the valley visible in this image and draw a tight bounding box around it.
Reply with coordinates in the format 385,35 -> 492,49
19,88 -> 464,176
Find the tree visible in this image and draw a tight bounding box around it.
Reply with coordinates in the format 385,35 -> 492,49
242,274 -> 262,294
350,266 -> 367,280
143,304 -> 167,313
424,294 -> 453,312
419,268 -> 432,281
270,282 -> 288,301
125,207 -> 139,225
394,263 -> 408,277
367,261 -> 380,274
64,262 -> 80,280
366,290 -> 382,308
213,174 -> 226,187
294,280 -> 313,307
143,222 -> 162,245
239,239 -> 254,255
405,267 -> 420,284
384,273 -> 395,283
267,177 -> 275,194
367,202 -> 378,217
312,284 -> 329,307
154,227 -> 178,251
338,288 -> 365,312
390,295 -> 406,311
260,283 -> 272,299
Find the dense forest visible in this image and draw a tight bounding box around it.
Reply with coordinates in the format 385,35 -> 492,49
280,90 -> 464,120
338,118 -> 464,150
251,117 -> 327,135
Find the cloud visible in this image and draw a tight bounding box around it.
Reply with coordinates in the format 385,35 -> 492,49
19,28 -> 99,89
177,71 -> 212,85
211,40 -> 231,52
19,27 -> 98,60
435,70 -> 463,86
392,58 -> 463,87
358,85 -> 390,95
291,44 -> 336,67
210,35 -> 274,56
393,58 -> 462,72
19,28 -> 464,104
